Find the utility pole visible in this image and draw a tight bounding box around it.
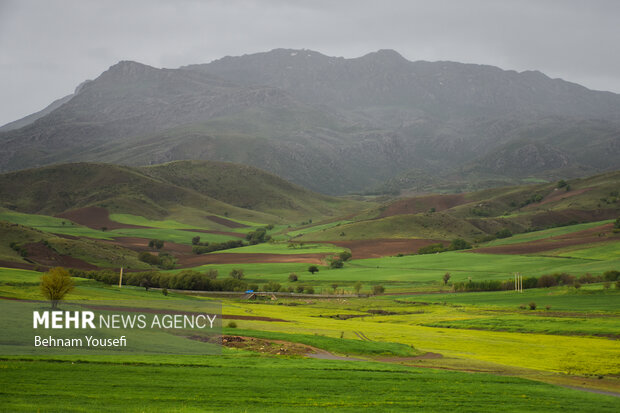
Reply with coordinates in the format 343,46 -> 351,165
118,267 -> 123,288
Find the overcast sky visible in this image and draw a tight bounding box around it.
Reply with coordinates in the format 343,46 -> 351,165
1,0 -> 619,126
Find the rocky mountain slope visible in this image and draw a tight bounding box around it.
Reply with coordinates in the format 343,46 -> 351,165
1,49 -> 619,194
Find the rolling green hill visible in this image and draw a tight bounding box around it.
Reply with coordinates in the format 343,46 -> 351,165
298,170 -> 620,241
0,160 -> 364,225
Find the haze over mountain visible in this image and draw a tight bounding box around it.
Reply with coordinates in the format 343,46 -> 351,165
1,49 -> 619,194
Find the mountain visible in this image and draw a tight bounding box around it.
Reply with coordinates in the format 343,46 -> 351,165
0,160 -> 361,224
1,49 -> 619,194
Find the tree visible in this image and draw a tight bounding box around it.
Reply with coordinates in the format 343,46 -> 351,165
443,272 -> 451,285
354,281 -> 363,294
331,283 -> 338,293
205,269 -> 218,280
40,267 -> 74,309
615,217 -> 620,229
246,228 -> 270,245
149,239 -> 164,250
495,228 -> 512,239
308,265 -> 319,274
288,273 -> 298,282
372,285 -> 385,295
229,269 -> 244,280
418,243 -> 446,255
449,238 -> 472,251
330,258 -> 344,269
339,251 -> 352,261
191,236 -> 201,245
140,278 -> 151,291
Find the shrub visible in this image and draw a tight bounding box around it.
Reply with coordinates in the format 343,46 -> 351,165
265,281 -> 282,292
295,285 -> 305,293
495,228 -> 512,239
304,286 -> 315,294
229,269 -> 244,280
523,277 -> 539,289
288,273 -> 298,282
453,280 -> 503,292
554,272 -> 575,286
545,305 -> 551,311
339,251 -> 353,261
193,240 -> 244,254
603,282 -> 611,289
138,251 -> 160,266
148,239 -> 164,250
330,258 -> 344,269
354,281 -> 363,294
162,288 -> 168,296
227,321 -> 237,328
537,274 -> 557,288
574,282 -> 581,289
418,243 -> 446,254
616,280 -> 620,289
603,270 -> 620,281
246,228 -> 271,245
519,304 -> 526,310
308,265 -> 319,274
578,273 -> 601,284
372,285 -> 385,295
529,302 -> 537,310
442,272 -> 451,285
449,238 -> 472,251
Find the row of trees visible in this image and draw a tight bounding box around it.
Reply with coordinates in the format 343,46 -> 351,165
418,238 -> 472,255
452,271 -> 620,292
192,239 -> 244,255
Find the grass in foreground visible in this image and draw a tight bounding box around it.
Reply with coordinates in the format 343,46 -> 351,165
1,357 -> 618,412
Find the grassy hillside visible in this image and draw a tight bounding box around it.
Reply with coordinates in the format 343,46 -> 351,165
0,221 -> 150,270
307,170 -> 620,241
0,161 -> 365,225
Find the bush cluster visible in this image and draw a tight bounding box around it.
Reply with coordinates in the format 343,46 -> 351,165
192,240 -> 244,254
138,251 -> 176,269
70,269 -> 248,291
418,239 -> 471,255
246,228 -> 271,245
452,271 -> 616,292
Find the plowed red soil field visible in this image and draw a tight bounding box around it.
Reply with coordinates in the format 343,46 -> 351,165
57,206 -> 146,230
206,215 -> 248,228
329,239 -> 448,259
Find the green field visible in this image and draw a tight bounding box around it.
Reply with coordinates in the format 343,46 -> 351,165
3,357 -> 618,412
1,173 -> 619,411
485,220 -> 614,247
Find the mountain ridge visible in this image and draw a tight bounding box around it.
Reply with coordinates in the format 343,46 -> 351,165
1,48 -> 619,195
